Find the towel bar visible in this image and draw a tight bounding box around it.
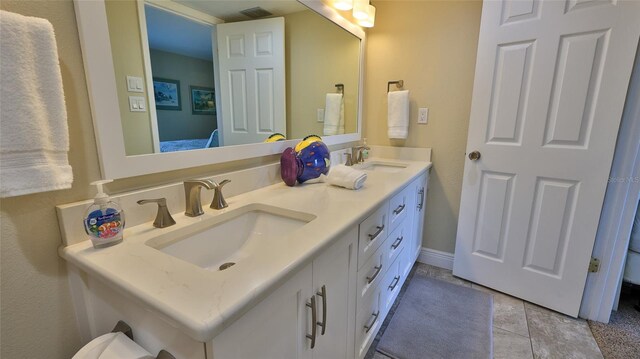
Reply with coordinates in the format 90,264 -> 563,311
387,80 -> 404,92
335,83 -> 344,94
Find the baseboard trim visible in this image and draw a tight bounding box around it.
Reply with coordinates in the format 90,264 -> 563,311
417,248 -> 454,270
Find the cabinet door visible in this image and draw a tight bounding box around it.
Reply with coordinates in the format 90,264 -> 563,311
211,264 -> 314,359
312,227 -> 358,359
412,173 -> 428,261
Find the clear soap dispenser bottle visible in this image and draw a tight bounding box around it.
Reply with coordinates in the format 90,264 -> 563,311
83,180 -> 125,248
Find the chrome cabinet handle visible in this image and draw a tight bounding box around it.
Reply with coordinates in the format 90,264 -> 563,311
316,285 -> 327,335
364,311 -> 380,333
392,236 -> 404,249
417,188 -> 425,210
392,203 -> 405,215
468,150 -> 481,161
368,225 -> 385,241
366,265 -> 382,284
388,276 -> 400,291
306,296 -> 317,349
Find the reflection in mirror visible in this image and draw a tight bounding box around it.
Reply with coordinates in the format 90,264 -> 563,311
104,0 -> 360,156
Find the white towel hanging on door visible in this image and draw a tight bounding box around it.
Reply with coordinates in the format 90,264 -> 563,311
0,10 -> 73,197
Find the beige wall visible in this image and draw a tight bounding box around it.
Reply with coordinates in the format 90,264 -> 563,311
285,10 -> 360,138
364,0 -> 482,253
105,0 -> 154,155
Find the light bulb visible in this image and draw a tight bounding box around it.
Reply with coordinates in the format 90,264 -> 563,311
333,0 -> 353,11
357,4 -> 376,27
353,0 -> 369,20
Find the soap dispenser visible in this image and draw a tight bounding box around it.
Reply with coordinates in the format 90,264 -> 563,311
83,180 -> 125,248
362,138 -> 370,160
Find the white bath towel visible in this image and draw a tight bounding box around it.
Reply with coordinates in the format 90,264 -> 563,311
322,164 -> 367,190
323,93 -> 344,136
0,11 -> 73,198
387,90 -> 410,139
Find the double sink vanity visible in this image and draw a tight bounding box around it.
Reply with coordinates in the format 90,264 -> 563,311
57,152 -> 431,359
68,1 -> 432,357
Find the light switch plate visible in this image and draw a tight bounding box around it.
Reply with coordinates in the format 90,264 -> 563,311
127,76 -> 144,93
129,96 -> 146,112
317,108 -> 325,123
418,108 -> 428,124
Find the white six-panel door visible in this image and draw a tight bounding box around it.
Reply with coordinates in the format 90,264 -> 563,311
216,17 -> 286,146
453,0 -> 640,316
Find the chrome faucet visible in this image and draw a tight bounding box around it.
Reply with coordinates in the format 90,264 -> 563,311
137,198 -> 176,228
184,179 -> 215,217
210,179 -> 231,210
352,145 -> 371,164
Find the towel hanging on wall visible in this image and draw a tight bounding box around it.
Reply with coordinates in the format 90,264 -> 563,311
323,93 -> 344,136
0,10 -> 73,198
387,90 -> 410,139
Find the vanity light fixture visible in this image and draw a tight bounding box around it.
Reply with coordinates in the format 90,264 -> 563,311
357,4 -> 376,28
353,0 -> 369,20
333,0 -> 353,11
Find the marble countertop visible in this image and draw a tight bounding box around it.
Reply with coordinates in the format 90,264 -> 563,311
59,157 -> 431,342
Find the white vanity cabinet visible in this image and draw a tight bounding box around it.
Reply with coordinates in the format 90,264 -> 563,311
61,163 -> 430,359
354,172 -> 429,358
210,227 -> 358,359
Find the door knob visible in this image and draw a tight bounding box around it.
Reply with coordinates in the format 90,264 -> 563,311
468,151 -> 481,161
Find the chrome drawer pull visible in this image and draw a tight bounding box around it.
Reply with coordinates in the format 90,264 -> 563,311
316,285 -> 327,335
368,225 -> 385,241
388,276 -> 400,291
391,236 -> 404,249
417,188 -> 425,210
393,203 -> 405,215
306,296 -> 317,349
366,265 -> 382,284
364,311 -> 380,333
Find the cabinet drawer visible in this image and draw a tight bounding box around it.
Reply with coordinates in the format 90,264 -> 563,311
382,251 -> 403,315
358,202 -> 389,269
356,240 -> 386,301
388,185 -> 411,233
384,218 -> 408,268
355,288 -> 382,359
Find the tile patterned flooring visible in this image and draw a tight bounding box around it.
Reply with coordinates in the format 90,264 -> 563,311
366,263 -> 604,359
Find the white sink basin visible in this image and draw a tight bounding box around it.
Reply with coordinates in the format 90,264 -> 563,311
356,161 -> 408,173
146,204 -> 315,271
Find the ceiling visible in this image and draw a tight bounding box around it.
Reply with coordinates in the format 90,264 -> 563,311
145,1 -> 308,60
175,0 -> 306,22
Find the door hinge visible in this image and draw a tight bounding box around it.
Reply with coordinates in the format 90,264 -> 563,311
588,257 -> 600,273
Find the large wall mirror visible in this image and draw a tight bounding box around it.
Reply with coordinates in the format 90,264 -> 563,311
74,0 -> 364,179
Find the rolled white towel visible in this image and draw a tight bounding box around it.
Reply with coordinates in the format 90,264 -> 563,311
322,164 -> 367,190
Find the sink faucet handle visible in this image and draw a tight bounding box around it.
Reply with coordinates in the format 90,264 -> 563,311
210,179 -> 231,210
184,179 -> 215,217
137,198 -> 176,228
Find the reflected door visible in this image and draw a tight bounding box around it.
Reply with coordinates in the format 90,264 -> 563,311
453,0 -> 640,316
216,17 -> 285,146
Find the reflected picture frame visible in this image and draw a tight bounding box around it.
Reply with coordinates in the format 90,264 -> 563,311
153,78 -> 181,111
190,86 -> 216,115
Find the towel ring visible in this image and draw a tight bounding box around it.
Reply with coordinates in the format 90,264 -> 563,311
387,80 -> 404,93
335,84 -> 344,94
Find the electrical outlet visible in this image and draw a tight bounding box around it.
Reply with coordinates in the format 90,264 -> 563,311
418,108 -> 428,124
317,108 -> 325,122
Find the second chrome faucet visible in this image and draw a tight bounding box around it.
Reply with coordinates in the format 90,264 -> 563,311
184,179 -> 231,217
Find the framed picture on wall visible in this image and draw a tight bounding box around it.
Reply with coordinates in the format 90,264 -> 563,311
153,78 -> 181,111
190,86 -> 216,115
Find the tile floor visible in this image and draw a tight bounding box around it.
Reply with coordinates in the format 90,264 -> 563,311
366,263 -> 604,359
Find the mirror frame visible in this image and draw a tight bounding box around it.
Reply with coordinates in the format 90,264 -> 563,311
74,0 -> 365,179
